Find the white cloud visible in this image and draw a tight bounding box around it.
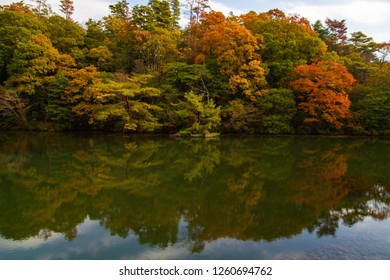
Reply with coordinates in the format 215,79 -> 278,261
134,245 -> 189,259
285,1 -> 390,26
281,0 -> 390,42
0,232 -> 63,251
196,0 -> 390,42
209,0 -> 247,16
1,0 -> 111,23
72,0 -> 111,23
50,0 -> 112,23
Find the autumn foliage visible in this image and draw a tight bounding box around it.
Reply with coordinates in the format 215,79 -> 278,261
0,1 -> 388,135
290,61 -> 355,132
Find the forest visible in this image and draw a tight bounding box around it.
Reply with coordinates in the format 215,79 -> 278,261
0,0 -> 389,136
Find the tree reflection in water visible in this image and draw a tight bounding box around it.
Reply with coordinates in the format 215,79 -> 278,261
0,133 -> 389,254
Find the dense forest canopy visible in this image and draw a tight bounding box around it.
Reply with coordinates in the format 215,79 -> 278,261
0,0 -> 389,135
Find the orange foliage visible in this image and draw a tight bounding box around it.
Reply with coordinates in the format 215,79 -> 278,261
229,60 -> 267,99
64,66 -> 102,120
65,65 -> 100,97
290,61 -> 355,129
199,12 -> 259,74
194,11 -> 267,97
290,144 -> 351,213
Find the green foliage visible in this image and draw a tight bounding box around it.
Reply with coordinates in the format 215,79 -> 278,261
351,66 -> 390,135
88,46 -> 114,71
84,19 -> 107,50
169,0 -> 180,29
43,15 -> 85,54
355,88 -> 390,135
90,74 -> 162,132
46,71 -> 74,130
349,32 -> 377,62
163,62 -> 212,96
173,92 -> 221,137
258,89 -> 297,134
342,53 -> 379,84
243,11 -> 327,87
138,27 -> 181,71
0,7 -> 43,83
109,0 -> 130,21
6,34 -> 60,94
133,0 -> 177,30
221,99 -> 260,134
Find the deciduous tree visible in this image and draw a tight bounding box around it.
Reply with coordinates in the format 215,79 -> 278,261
6,34 -> 60,95
324,18 -> 348,55
43,15 -> 85,54
197,12 -> 267,99
0,6 -> 43,83
0,87 -> 30,129
290,61 -> 355,133
242,10 -> 327,87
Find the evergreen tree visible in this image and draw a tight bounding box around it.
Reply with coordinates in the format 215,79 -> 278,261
109,0 -> 130,21
173,92 -> 221,137
170,0 -> 180,29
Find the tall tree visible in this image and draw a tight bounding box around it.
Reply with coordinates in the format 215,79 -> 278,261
151,0 -> 173,29
109,0 -> 130,21
325,18 -> 348,54
32,0 -> 52,18
133,0 -> 177,30
377,42 -> 390,66
312,19 -> 330,42
185,0 -> 209,27
103,1 -> 138,72
59,0 -> 74,21
349,31 -> 377,62
138,27 -> 181,72
170,0 -> 180,29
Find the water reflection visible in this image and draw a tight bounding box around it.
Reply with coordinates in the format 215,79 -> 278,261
0,133 -> 389,258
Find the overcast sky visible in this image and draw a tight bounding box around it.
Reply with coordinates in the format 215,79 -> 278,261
1,0 -> 389,42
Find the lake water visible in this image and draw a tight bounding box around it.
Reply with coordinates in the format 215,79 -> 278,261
0,133 -> 389,260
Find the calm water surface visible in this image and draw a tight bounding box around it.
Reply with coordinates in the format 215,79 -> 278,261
0,133 -> 389,259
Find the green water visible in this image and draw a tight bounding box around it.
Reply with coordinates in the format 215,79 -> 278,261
0,133 -> 389,259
